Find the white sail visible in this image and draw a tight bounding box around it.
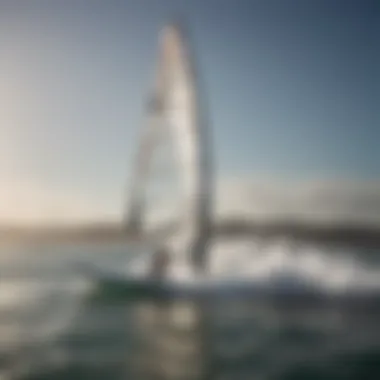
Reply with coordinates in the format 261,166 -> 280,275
127,22 -> 213,272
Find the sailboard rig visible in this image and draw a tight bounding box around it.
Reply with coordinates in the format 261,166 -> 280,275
125,21 -> 213,274
78,21 -> 213,290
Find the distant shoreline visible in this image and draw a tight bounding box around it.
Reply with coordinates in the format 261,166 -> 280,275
0,220 -> 380,249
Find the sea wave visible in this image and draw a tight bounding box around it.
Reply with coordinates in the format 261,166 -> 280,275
128,237 -> 380,295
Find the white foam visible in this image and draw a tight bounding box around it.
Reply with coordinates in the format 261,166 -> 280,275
128,238 -> 380,294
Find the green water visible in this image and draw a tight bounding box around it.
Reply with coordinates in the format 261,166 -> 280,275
0,241 -> 379,379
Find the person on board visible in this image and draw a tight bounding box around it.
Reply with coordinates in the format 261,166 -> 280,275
149,246 -> 170,280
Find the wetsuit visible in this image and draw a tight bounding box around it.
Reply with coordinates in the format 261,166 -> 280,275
149,248 -> 170,280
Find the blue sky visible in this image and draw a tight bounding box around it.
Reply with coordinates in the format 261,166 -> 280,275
0,0 -> 378,222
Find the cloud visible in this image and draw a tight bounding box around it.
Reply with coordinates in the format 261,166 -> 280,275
215,178 -> 380,224
147,177 -> 380,227
1,175 -> 380,228
0,177 -> 121,226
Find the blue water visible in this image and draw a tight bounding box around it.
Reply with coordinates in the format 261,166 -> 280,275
0,238 -> 379,379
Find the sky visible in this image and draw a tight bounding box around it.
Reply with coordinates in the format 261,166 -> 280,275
0,0 -> 378,224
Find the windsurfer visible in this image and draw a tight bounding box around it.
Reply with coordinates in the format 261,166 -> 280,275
149,246 -> 170,280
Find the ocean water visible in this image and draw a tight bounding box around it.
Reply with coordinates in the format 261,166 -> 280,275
0,238 -> 379,380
